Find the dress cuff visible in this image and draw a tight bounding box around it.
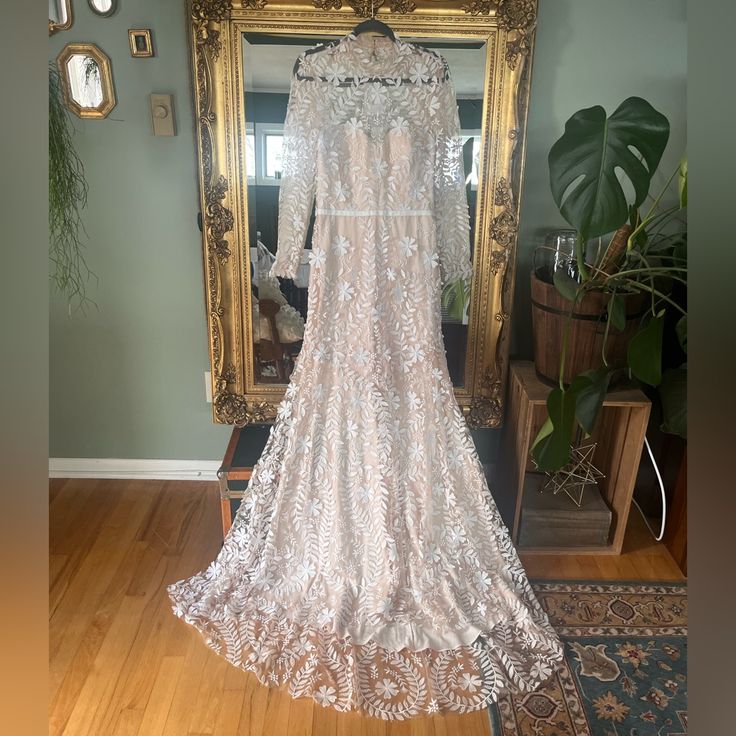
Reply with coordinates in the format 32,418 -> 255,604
268,249 -> 301,280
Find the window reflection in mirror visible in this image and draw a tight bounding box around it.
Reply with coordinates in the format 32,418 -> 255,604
66,55 -> 103,108
49,0 -> 72,33
49,0 -> 68,25
242,33 -> 486,387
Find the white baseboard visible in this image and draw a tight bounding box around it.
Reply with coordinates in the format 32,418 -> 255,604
49,458 -> 221,481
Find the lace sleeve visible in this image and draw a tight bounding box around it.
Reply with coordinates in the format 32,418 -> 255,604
269,60 -> 318,279
433,63 -> 473,287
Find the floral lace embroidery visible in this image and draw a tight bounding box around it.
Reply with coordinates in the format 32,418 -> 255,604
168,32 -> 564,720
269,33 -> 473,287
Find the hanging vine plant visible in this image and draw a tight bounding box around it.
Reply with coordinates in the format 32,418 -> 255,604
49,61 -> 96,312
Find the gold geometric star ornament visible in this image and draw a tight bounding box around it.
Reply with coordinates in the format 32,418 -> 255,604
534,443 -> 606,507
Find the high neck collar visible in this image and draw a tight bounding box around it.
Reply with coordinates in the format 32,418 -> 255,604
342,31 -> 403,62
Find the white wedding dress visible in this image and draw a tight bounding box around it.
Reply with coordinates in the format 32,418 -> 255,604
168,32 -> 563,719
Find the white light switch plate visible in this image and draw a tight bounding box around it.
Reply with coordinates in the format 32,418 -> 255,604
204,371 -> 212,403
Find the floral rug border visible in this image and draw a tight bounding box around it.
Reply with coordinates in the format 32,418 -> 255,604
489,580 -> 687,736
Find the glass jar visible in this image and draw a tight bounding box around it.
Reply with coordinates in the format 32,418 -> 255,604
533,229 -> 580,284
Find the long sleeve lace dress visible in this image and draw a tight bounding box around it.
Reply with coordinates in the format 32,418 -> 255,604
168,32 -> 564,720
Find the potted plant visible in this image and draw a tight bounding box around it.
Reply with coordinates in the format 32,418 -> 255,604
530,96 -> 687,472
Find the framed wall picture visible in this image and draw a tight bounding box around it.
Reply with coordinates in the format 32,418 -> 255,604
128,29 -> 154,58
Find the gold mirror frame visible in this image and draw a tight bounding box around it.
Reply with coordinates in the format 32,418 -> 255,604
189,0 -> 538,428
49,0 -> 73,35
56,43 -> 117,119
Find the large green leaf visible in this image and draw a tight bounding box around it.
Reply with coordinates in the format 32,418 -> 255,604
529,415 -> 554,455
531,376 -> 589,471
607,292 -> 626,332
660,366 -> 687,438
575,367 -> 614,434
549,97 -> 670,240
676,315 -> 687,354
553,269 -> 580,303
628,313 -> 665,386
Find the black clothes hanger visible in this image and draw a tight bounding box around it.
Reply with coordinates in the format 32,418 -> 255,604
292,1 -> 395,76
351,17 -> 396,41
291,10 -> 395,76
291,7 -> 448,86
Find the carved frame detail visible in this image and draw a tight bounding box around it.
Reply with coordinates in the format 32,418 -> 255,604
187,0 -> 538,427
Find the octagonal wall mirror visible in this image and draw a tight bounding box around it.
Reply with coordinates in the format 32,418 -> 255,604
56,43 -> 117,119
88,0 -> 119,18
49,0 -> 73,34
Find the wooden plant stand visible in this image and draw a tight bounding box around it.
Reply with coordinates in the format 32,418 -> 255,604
497,361 -> 651,554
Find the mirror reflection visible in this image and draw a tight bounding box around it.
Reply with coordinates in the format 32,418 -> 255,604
242,33 -> 486,386
49,0 -> 72,32
66,55 -> 104,108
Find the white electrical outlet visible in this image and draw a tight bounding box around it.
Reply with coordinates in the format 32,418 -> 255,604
204,371 -> 213,403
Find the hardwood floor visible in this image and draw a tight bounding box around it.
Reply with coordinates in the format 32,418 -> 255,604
49,478 -> 684,736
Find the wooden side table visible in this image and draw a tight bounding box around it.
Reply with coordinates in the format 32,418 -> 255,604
497,361 -> 651,554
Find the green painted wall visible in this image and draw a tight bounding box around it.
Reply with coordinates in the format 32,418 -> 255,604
49,0 -> 233,459
49,0 -> 686,461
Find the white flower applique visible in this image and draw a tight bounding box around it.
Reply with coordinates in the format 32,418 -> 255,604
459,673 -> 483,692
389,116 -> 408,134
337,281 -> 354,302
346,116 -> 363,136
333,180 -> 350,202
409,62 -> 430,84
332,234 -> 350,256
376,678 -> 399,699
309,248 -> 326,270
398,236 -> 418,258
314,685 -> 337,706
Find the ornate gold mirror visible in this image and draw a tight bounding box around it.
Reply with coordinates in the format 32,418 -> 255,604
56,43 -> 117,118
190,1 -> 538,428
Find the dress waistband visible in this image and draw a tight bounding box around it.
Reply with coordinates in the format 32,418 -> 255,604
315,208 -> 433,217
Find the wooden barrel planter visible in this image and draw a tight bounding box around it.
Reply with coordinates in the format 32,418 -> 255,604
531,273 -> 646,386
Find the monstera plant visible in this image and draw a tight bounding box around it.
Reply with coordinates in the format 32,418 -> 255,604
530,96 -> 687,472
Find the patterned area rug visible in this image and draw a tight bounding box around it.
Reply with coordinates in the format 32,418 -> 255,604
490,581 -> 687,736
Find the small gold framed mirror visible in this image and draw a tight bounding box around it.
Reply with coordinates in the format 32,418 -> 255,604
56,43 -> 117,119
88,0 -> 118,18
49,0 -> 73,35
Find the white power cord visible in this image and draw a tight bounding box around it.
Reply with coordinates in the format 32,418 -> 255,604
631,435 -> 667,541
